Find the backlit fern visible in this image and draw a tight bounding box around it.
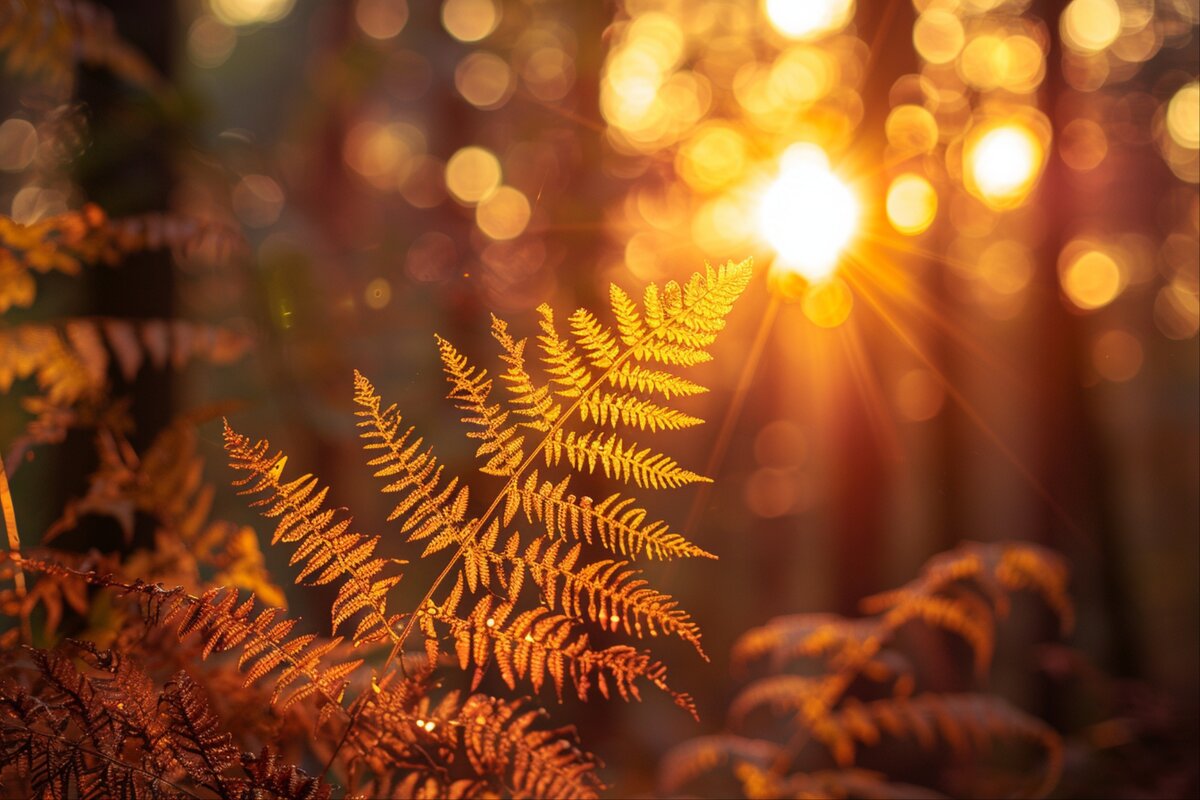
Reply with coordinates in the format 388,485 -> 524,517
661,541 -> 1073,800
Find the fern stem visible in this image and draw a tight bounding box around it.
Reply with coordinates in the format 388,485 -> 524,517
0,451 -> 31,645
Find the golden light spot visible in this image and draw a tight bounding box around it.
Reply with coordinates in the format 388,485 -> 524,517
763,0 -> 853,40
964,121 -> 1046,210
0,118 -> 37,172
364,278 -> 391,310
231,174 -> 284,228
524,633 -> 534,643
1092,330 -> 1143,383
1061,0 -> 1122,53
896,368 -> 945,421
801,276 -> 853,328
1155,281 -> 1200,340
523,47 -> 574,102
187,15 -> 236,69
676,124 -> 747,192
886,173 -> 938,235
913,9 -> 965,65
758,144 -> 859,282
423,720 -> 437,732
475,714 -> 487,725
885,104 -> 939,155
344,121 -> 424,189
210,0 -> 295,26
445,146 -> 501,205
455,52 -> 513,109
1167,82 -> 1200,150
442,0 -> 500,43
1060,246 -> 1123,310
485,617 -> 495,628
475,185 -> 531,240
609,614 -> 620,625
356,0 -> 408,40
1059,118 -> 1108,171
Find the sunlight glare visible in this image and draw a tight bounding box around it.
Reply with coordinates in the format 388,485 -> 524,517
965,122 -> 1045,210
758,144 -> 859,282
763,0 -> 853,41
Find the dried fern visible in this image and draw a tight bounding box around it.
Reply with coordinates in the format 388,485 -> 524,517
663,541 -> 1073,800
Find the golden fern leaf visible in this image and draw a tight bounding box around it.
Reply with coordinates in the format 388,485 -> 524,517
425,574 -> 697,717
729,673 -> 826,726
488,530 -> 705,654
437,333 -> 525,476
492,313 -> 561,431
545,429 -> 709,490
816,693 -> 1063,798
353,370 -> 470,549
536,304 -> 592,398
224,422 -> 402,646
504,470 -> 714,560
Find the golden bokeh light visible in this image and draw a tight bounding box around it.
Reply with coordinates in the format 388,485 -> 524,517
441,0 -> 500,43
344,121 -> 425,190
210,0 -> 295,26
1060,0 -> 1122,53
475,185 -> 531,240
1167,82 -> 1200,150
676,124 -> 747,193
801,276 -> 854,327
758,144 -> 859,281
886,104 -> 939,155
445,146 -> 501,204
355,0 -> 408,40
913,9 -> 965,65
364,277 -> 392,310
455,52 -> 513,109
964,120 -> 1047,210
763,0 -> 853,41
958,34 -> 1045,93
1092,329 -> 1144,382
886,173 -> 938,235
1060,245 -> 1123,311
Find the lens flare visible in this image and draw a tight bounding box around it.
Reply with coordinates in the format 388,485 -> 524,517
758,144 -> 859,282
965,122 -> 1046,210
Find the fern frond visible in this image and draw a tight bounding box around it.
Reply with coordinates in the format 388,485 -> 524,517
492,314 -> 560,430
425,576 -> 697,717
504,470 -> 714,560
224,422 -> 402,646
578,390 -> 703,432
536,304 -> 593,398
483,531 -> 705,654
815,693 -> 1063,798
729,674 -> 826,726
437,334 -> 525,476
658,734 -> 783,794
0,644 -> 333,799
350,675 -> 603,799
354,370 -> 470,548
755,766 -> 947,800
545,428 -> 709,490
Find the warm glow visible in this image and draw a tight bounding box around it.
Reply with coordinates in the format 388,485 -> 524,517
441,0 -> 499,43
965,122 -> 1045,210
1061,0 -> 1121,53
445,146 -> 501,205
355,0 -> 408,40
886,173 -> 938,235
758,145 -> 859,281
763,0 -> 853,41
1167,82 -> 1200,150
1060,247 -> 1123,310
801,276 -> 853,327
475,186 -> 531,240
210,0 -> 295,26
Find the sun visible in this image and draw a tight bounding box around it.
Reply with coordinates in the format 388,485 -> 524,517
757,144 -> 860,282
